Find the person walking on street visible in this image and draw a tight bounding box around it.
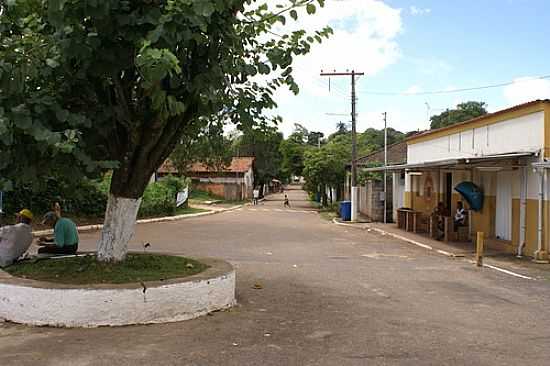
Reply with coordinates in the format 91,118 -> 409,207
284,194 -> 290,208
253,188 -> 259,205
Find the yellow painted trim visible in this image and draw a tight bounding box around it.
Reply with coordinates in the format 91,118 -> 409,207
404,191 -> 412,208
408,101 -> 548,145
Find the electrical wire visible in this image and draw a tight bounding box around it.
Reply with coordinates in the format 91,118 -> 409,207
357,74 -> 550,96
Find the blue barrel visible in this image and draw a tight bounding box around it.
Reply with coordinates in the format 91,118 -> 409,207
339,201 -> 352,221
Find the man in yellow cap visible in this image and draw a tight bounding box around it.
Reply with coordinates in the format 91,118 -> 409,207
0,209 -> 34,267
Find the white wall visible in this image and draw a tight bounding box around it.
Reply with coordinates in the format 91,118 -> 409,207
408,112 -> 545,164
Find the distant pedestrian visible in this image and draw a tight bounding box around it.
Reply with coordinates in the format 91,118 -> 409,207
283,194 -> 290,208
252,188 -> 259,205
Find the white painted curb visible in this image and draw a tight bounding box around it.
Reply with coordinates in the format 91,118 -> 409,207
0,258 -> 236,327
32,205 -> 243,237
332,218 -> 535,280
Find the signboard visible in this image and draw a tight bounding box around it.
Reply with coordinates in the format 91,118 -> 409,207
176,187 -> 189,207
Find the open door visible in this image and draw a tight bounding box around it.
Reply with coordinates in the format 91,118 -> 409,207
495,171 -> 512,241
445,172 -> 453,213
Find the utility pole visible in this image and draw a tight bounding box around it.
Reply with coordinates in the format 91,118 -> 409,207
320,70 -> 364,221
383,112 -> 388,224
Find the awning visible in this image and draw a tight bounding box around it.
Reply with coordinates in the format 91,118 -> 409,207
360,151 -> 538,172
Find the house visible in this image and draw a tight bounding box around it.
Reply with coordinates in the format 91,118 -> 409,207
158,157 -> 255,201
345,141 -> 407,221
365,99 -> 550,260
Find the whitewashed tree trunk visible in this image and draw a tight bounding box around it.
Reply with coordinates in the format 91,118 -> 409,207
97,194 -> 142,262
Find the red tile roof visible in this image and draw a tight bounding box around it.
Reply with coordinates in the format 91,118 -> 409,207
158,157 -> 255,174
189,157 -> 255,173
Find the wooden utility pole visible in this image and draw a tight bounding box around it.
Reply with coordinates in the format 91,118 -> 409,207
383,112 -> 388,224
320,70 -> 364,221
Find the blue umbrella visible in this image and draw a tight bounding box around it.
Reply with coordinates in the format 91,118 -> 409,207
454,182 -> 484,211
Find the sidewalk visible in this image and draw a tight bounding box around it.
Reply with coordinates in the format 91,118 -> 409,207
32,204 -> 243,237
333,219 -> 550,281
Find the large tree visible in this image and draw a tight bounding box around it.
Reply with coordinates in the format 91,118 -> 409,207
302,138 -> 348,205
232,126 -> 284,187
280,127 -> 308,179
0,0 -> 331,261
430,101 -> 488,130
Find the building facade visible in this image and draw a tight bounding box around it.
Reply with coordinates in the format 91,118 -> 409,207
373,100 -> 550,259
158,157 -> 255,201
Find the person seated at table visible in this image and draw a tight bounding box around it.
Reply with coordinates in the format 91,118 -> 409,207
454,201 -> 466,232
37,212 -> 79,255
0,209 -> 34,267
432,202 -> 447,240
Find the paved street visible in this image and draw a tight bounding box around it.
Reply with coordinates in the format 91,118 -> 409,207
2,187 -> 550,366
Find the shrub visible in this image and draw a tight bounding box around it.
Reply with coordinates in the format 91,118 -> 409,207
3,178 -> 107,218
1,174 -> 189,221
138,176 -> 189,218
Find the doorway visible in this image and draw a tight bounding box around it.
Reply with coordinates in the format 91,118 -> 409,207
495,171 -> 513,241
445,173 -> 453,213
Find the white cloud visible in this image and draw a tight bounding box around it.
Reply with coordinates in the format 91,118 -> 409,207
403,85 -> 422,95
267,0 -> 403,136
503,77 -> 550,106
409,6 -> 431,16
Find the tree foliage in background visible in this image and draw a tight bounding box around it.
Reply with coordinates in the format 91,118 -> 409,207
429,101 -> 488,130
232,126 -> 284,186
280,125 -> 309,179
0,0 -> 331,261
170,122 -> 233,174
302,138 -> 348,206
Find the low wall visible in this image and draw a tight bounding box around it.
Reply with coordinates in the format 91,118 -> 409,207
0,257 -> 235,328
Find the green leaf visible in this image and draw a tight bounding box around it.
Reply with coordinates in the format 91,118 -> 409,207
290,9 -> 298,20
306,4 -> 316,14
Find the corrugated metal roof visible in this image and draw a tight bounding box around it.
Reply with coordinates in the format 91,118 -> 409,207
362,152 -> 537,172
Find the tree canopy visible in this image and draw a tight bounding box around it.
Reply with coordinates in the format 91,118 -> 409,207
0,0 -> 331,261
430,101 -> 488,130
232,126 -> 284,186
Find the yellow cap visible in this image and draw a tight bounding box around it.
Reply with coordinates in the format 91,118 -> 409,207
18,209 -> 33,221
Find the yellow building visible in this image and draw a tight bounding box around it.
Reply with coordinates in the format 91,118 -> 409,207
377,100 -> 550,259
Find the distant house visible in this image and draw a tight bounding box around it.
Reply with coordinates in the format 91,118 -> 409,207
158,157 -> 255,201
346,141 -> 407,222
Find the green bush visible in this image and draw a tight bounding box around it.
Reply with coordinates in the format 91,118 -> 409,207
2,174 -> 189,221
138,176 -> 188,218
3,178 -> 107,218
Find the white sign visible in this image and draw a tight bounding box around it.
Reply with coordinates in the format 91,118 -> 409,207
176,187 -> 189,207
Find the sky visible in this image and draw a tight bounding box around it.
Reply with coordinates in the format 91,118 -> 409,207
268,0 -> 550,137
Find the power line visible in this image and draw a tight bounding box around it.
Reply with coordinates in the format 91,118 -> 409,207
357,74 -> 550,96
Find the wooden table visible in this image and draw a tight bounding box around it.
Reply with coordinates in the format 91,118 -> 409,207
396,209 -> 420,233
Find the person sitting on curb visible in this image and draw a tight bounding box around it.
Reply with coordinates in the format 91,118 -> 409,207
38,212 -> 79,255
0,209 -> 34,267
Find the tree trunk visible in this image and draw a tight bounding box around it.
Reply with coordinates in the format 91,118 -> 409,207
97,194 -> 142,262
322,184 -> 328,207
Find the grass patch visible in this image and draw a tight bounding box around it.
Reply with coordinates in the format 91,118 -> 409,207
189,189 -> 223,202
175,206 -> 208,215
5,254 -> 209,285
320,211 -> 338,221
